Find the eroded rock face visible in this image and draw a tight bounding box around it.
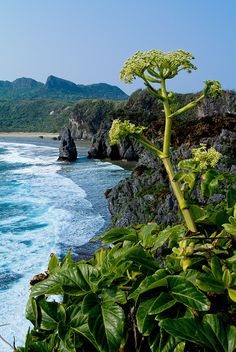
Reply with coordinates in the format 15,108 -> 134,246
58,127 -> 77,161
106,129 -> 236,228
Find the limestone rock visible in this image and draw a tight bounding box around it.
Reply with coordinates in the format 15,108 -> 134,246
58,127 -> 78,161
106,130 -> 236,228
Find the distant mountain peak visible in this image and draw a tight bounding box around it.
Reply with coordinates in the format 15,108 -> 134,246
12,77 -> 43,89
45,75 -> 79,93
0,75 -> 128,100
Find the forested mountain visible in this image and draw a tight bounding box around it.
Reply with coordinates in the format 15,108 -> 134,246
0,75 -> 128,100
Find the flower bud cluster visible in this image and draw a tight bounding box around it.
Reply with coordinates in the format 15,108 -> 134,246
120,49 -> 196,83
192,144 -> 222,170
109,119 -> 145,145
203,80 -> 222,98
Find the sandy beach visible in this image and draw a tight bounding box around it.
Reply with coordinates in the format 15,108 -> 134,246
0,132 -> 59,138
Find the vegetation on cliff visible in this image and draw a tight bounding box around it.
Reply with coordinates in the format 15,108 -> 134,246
0,100 -> 74,132
12,49 -> 236,352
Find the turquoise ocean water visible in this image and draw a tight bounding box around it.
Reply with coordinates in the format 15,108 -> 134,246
0,137 -> 130,351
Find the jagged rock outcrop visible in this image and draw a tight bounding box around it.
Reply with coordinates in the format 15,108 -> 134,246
67,89 -> 236,162
197,91 -> 236,118
58,127 -> 78,161
106,129 -> 236,228
88,122 -> 139,160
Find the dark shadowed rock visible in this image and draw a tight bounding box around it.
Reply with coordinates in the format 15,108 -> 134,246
58,127 -> 78,161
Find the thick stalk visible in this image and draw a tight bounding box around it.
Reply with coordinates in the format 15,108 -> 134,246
133,133 -> 197,232
161,79 -> 197,232
160,80 -> 172,156
162,157 -> 197,232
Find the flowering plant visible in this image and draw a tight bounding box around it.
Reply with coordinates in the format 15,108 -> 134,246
110,49 -> 222,232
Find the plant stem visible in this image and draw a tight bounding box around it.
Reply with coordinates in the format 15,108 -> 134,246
161,80 -> 172,156
160,79 -> 197,232
161,157 -> 197,232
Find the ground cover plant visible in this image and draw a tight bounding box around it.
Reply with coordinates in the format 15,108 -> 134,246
14,50 -> 236,352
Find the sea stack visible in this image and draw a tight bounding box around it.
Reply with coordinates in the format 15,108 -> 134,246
58,126 -> 78,161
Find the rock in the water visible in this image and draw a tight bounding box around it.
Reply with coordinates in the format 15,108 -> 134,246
58,127 -> 78,161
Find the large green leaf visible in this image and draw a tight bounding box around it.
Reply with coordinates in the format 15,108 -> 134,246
31,265 -> 94,297
149,292 -> 176,314
122,245 -> 160,272
39,301 -> 66,330
196,274 -> 225,294
201,169 -> 219,197
189,204 -> 207,221
223,215 -> 236,236
158,328 -> 181,352
106,243 -> 159,274
98,227 -> 137,244
136,297 -> 158,336
68,305 -> 99,350
160,317 -> 221,351
128,269 -> 168,300
203,314 -> 227,351
26,297 -> 39,327
153,225 -> 186,250
82,291 -> 125,352
26,341 -> 52,352
178,159 -> 197,170
227,325 -> 236,352
227,187 -> 236,209
48,254 -> 59,273
137,223 -> 159,248
167,276 -> 210,311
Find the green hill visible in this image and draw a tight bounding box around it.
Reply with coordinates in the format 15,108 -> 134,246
0,99 -> 74,132
0,75 -> 128,101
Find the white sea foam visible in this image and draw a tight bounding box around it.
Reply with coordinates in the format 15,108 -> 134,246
0,142 -> 57,166
95,160 -> 125,170
0,141 -> 106,351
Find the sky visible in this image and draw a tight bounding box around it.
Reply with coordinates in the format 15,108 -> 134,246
0,0 -> 235,95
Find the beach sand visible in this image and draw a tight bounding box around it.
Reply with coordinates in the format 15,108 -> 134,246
0,132 -> 59,138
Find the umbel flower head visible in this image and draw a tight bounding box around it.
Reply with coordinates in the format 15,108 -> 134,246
109,119 -> 145,145
192,144 -> 222,170
120,49 -> 197,83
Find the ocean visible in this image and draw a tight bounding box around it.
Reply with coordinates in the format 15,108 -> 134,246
0,137 -> 130,351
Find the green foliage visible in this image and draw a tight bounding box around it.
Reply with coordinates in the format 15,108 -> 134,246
17,213 -> 236,351
0,100 -> 74,132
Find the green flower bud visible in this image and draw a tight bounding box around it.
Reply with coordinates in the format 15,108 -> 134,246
203,80 -> 222,98
192,145 -> 222,170
109,119 -> 145,145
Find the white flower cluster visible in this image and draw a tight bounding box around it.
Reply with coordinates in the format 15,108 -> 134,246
192,144 -> 222,170
120,49 -> 197,83
109,119 -> 145,145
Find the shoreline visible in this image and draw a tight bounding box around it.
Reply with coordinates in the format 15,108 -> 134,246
0,132 -> 136,170
0,132 -> 59,138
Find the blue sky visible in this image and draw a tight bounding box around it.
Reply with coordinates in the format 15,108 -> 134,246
0,0 -> 235,95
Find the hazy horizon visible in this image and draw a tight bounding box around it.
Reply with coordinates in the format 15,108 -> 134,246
0,0 -> 235,95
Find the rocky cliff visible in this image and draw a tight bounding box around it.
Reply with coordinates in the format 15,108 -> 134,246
68,89 -> 236,160
106,129 -> 236,228
67,88 -> 236,228
99,90 -> 236,227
